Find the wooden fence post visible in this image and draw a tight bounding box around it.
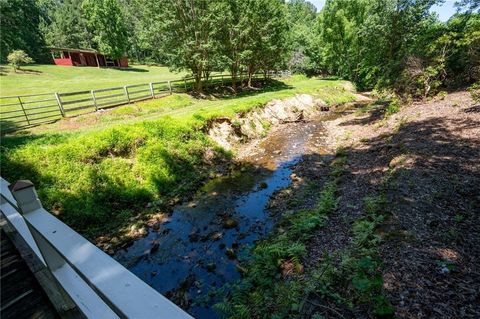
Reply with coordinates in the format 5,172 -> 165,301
184,79 -> 187,91
17,97 -> 30,125
168,81 -> 172,94
149,83 -> 155,98
54,93 -> 65,117
91,90 -> 98,111
124,86 -> 130,103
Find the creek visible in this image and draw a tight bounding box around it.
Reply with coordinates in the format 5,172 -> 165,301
114,112 -> 334,318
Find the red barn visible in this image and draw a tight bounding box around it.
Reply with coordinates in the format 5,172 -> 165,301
50,47 -> 128,68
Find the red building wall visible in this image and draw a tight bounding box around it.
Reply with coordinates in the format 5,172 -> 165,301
119,57 -> 129,67
53,58 -> 73,66
51,50 -> 128,68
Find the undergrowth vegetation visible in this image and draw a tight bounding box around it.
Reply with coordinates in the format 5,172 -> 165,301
469,82 -> 480,102
0,77 -> 355,239
214,152 -> 343,318
1,119 -> 227,236
215,148 -> 394,318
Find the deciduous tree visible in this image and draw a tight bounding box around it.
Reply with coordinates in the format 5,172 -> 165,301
40,0 -> 93,49
82,0 -> 129,59
0,0 -> 49,63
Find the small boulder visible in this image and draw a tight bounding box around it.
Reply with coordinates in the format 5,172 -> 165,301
223,217 -> 239,229
259,182 -> 268,189
206,263 -> 216,272
210,232 -> 223,241
226,248 -> 237,259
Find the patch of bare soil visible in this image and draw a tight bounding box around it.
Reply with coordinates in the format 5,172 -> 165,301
376,93 -> 480,318
208,94 -> 327,152
276,91 -> 480,318
57,112 -> 103,130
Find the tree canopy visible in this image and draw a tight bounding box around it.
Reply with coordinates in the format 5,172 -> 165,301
1,0 -> 479,96
0,0 -> 49,63
82,0 -> 129,59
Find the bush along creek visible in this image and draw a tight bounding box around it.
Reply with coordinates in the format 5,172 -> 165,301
113,92 -> 359,318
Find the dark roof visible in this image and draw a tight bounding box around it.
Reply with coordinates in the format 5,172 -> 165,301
49,47 -> 100,54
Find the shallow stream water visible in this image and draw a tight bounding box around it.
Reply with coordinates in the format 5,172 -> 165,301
114,114 -> 332,318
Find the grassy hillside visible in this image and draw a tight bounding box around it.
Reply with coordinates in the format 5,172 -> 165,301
0,76 -> 356,240
30,75 -> 355,135
0,64 -> 186,96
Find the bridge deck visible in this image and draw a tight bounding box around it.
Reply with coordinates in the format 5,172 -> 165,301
1,228 -> 58,319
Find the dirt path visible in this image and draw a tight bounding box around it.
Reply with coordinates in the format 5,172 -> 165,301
274,91 -> 480,318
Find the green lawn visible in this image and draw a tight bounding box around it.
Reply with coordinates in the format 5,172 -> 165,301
31,75 -> 355,134
0,75 -> 356,240
0,64 -> 187,96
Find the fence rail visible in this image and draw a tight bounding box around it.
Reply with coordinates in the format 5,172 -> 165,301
0,71 -> 291,134
0,177 -> 193,319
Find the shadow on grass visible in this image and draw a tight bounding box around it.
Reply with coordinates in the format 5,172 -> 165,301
14,68 -> 43,75
0,130 -> 236,240
200,78 -> 293,101
1,118 -> 62,136
0,66 -> 8,76
1,120 -> 27,135
115,67 -> 150,73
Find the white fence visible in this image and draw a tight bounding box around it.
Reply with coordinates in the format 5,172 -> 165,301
0,177 -> 193,319
0,71 -> 291,134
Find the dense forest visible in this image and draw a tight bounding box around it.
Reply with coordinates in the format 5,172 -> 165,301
1,0 -> 479,95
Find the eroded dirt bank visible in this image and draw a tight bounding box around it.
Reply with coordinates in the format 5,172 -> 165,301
208,93 -> 329,152
268,91 -> 480,318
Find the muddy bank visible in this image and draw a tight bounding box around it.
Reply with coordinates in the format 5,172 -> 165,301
207,94 -> 328,152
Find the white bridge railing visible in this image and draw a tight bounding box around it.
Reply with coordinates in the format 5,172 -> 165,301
0,177 -> 193,319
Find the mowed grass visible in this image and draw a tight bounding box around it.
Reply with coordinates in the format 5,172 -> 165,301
0,76 -> 356,240
0,64 -> 186,96
31,75 -> 356,134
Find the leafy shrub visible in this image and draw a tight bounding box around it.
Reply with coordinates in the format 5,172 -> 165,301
385,99 -> 400,116
7,50 -> 34,72
469,82 -> 480,102
436,91 -> 448,100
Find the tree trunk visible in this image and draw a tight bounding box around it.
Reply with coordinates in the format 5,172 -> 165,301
247,65 -> 254,88
230,66 -> 237,92
195,73 -> 203,93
